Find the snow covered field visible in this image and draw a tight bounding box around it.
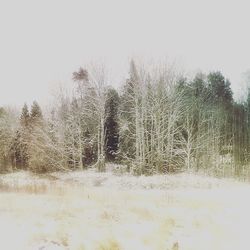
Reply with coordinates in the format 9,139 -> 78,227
0,167 -> 250,250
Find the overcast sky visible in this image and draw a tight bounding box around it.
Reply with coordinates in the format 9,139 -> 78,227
0,0 -> 249,106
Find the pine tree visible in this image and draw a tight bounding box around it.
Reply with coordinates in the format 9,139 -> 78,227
232,103 -> 247,175
30,101 -> 43,126
119,60 -> 139,161
20,103 -> 30,127
83,128 -> 96,165
104,87 -> 120,161
0,108 -> 14,171
29,101 -> 47,172
11,104 -> 31,170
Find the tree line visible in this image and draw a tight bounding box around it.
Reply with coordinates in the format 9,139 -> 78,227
0,61 -> 249,177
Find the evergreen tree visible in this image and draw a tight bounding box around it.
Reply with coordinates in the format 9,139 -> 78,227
246,89 -> 250,161
232,103 -> 247,175
119,60 -> 139,161
104,87 -> 120,161
83,128 -> 96,165
28,101 -> 48,172
20,103 -> 30,127
11,104 -> 31,170
207,71 -> 233,105
30,101 -> 43,126
0,108 -> 14,171
11,130 -> 25,169
207,72 -> 233,157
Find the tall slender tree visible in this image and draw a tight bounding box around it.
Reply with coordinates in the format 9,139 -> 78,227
104,87 -> 120,161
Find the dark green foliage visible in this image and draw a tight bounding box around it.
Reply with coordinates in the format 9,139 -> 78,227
10,130 -> 29,170
10,104 -> 31,170
30,101 -> 43,126
20,103 -> 30,127
232,103 -> 247,175
207,71 -> 233,106
0,108 -> 14,172
83,129 -> 96,165
119,61 -> 139,160
104,87 -> 120,161
4,64 -> 250,178
72,67 -> 88,82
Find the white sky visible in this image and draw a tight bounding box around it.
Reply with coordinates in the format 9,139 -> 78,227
0,0 -> 249,106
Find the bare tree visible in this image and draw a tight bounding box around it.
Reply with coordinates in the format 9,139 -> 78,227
72,65 -> 108,171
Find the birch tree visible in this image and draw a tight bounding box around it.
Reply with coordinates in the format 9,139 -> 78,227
120,60 -> 185,174
72,65 -> 108,171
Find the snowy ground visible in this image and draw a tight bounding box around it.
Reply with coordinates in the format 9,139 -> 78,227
0,166 -> 250,250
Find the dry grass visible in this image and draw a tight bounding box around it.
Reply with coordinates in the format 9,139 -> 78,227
0,169 -> 250,249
